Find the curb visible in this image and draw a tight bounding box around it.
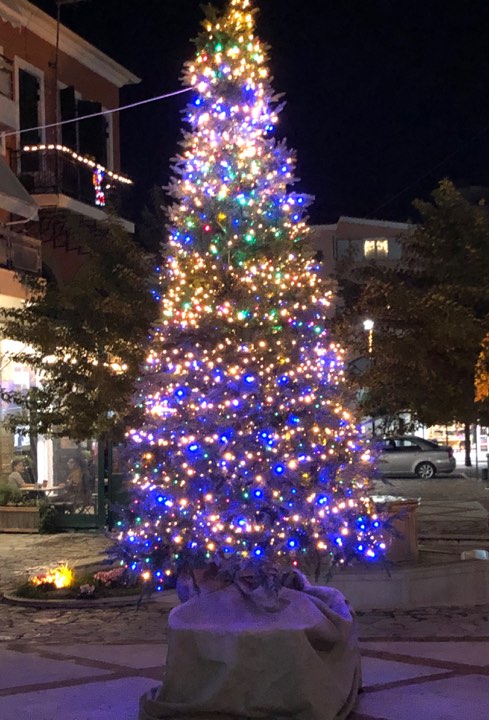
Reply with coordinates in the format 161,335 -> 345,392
1,590 -> 179,611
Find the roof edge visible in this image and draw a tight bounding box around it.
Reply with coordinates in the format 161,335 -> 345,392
338,216 -> 411,230
0,0 -> 141,88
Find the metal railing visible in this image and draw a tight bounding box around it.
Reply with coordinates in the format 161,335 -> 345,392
0,228 -> 41,274
13,146 -> 132,210
0,54 -> 13,99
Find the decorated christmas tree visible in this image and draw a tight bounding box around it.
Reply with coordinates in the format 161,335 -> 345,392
115,0 -> 385,591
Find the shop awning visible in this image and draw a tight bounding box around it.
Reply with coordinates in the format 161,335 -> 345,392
0,154 -> 38,221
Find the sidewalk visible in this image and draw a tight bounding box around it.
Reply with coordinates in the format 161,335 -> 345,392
1,605 -> 488,720
1,535 -> 489,719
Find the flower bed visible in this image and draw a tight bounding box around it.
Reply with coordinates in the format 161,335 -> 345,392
15,564 -> 143,601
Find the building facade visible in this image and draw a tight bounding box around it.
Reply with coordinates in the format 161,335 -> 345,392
0,0 -> 139,522
309,216 -> 410,278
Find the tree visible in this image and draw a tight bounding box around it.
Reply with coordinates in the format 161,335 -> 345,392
475,333 -> 489,403
114,0 -> 385,589
0,215 -> 158,441
338,180 -> 489,464
136,185 -> 166,254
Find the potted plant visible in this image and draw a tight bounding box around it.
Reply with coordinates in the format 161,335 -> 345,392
0,483 -> 40,533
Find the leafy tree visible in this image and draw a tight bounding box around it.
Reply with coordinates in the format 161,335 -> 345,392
337,180 -> 489,464
0,215 -> 158,441
475,333 -> 489,403
136,185 -> 166,254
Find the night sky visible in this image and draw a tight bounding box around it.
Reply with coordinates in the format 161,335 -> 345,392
34,0 -> 489,224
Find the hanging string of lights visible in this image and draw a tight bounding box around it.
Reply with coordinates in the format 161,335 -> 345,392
22,144 -> 133,185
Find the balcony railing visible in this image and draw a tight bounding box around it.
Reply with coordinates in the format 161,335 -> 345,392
13,145 -> 133,211
0,228 -> 41,274
0,54 -> 13,99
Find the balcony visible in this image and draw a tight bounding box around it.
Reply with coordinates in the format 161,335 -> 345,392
0,54 -> 16,130
0,228 -> 41,274
13,145 -> 133,221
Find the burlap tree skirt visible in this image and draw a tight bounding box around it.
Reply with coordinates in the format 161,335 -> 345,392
139,579 -> 361,720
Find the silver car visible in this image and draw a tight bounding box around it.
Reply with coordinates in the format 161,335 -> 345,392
377,436 -> 456,478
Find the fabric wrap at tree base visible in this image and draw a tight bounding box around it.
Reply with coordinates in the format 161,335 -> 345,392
139,582 -> 361,720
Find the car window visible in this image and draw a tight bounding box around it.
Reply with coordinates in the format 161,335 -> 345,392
380,438 -> 429,452
380,440 -> 397,451
420,439 -> 438,449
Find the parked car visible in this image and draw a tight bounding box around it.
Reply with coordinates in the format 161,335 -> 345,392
376,436 -> 456,478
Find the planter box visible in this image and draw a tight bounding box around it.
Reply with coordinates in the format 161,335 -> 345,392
373,495 -> 420,563
0,506 -> 40,533
326,559 -> 489,611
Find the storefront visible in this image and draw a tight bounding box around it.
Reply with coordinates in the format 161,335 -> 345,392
360,413 -> 489,471
424,423 -> 489,468
0,341 -> 112,529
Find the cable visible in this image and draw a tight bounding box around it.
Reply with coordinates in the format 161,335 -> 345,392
2,87 -> 193,139
367,122 -> 489,218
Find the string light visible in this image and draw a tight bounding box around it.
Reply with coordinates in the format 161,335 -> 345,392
22,144 -> 133,185
116,0 -> 386,588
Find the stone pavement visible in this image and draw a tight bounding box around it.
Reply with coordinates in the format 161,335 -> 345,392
1,533 -> 489,719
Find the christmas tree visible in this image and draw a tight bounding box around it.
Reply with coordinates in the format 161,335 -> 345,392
115,0 -> 385,591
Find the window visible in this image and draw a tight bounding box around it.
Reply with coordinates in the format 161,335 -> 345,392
59,85 -> 77,148
58,86 -> 108,165
335,236 -> 403,262
0,50 -> 13,100
335,238 -> 363,260
363,238 -> 389,259
388,238 -> 402,260
15,60 -> 45,175
18,68 -> 42,145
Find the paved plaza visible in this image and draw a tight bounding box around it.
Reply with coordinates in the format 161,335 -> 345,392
1,531 -> 489,719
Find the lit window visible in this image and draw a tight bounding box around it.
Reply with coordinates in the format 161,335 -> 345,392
364,238 -> 389,259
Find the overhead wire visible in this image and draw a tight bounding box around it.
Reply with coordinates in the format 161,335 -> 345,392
2,87 -> 193,139
367,122 -> 489,218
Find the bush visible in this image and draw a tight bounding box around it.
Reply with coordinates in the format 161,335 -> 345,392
38,502 -> 59,534
0,483 -> 22,506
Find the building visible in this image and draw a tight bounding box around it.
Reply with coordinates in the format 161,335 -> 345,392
309,216 -> 411,278
309,216 -> 409,435
310,216 -> 488,461
0,0 -> 140,523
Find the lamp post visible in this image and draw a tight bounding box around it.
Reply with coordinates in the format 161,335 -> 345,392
363,319 -> 375,436
363,319 -> 374,356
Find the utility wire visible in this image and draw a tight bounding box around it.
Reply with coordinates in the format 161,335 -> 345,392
2,87 -> 192,139
367,122 -> 489,218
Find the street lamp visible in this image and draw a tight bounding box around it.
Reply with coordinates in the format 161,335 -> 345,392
363,319 -> 374,356
362,319 -> 375,437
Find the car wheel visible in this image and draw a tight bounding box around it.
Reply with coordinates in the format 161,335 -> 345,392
415,462 -> 436,479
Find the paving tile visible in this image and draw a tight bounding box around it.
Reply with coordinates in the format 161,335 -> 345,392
0,676 -> 156,720
361,641 -> 489,667
361,656 -> 447,687
357,674 -> 489,720
44,643 -> 168,669
0,648 -> 111,691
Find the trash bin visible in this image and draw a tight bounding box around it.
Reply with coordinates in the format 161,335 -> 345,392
372,495 -> 420,564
